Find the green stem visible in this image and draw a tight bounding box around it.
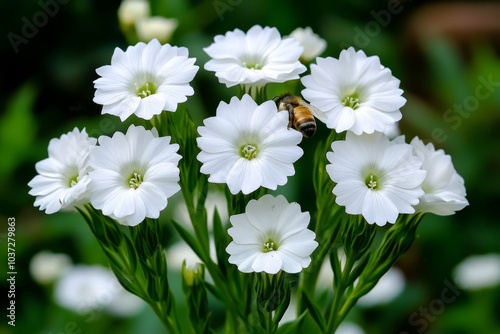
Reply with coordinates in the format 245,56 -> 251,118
325,253 -> 357,333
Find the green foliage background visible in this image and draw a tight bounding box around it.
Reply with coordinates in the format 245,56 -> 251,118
1,0 -> 499,333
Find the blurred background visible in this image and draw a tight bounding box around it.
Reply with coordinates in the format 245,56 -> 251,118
1,0 -> 500,333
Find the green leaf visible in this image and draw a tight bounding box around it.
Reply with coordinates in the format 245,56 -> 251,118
277,311 -> 307,334
172,220 -> 203,260
301,290 -> 326,332
0,82 -> 37,177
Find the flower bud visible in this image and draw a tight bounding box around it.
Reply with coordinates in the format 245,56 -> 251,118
118,0 -> 150,33
136,17 -> 178,44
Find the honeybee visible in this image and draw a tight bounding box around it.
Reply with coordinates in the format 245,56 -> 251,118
274,93 -> 318,138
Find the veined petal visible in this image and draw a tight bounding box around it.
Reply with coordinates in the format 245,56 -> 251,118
226,195 -> 318,274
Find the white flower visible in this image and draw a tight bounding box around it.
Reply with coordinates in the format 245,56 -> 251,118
54,265 -> 144,316
358,267 -> 406,307
337,323 -> 365,334
136,16 -> 178,44
88,125 -> 181,226
203,25 -> 306,88
28,128 -> 96,214
93,39 -> 199,121
409,137 -> 468,215
289,27 -> 327,62
326,131 -> 426,226
226,194 -> 318,274
196,94 -> 303,195
30,251 -> 72,284
453,254 -> 500,290
117,0 -> 150,31
301,47 -> 406,135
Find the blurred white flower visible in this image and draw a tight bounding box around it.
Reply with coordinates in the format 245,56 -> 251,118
289,27 -> 326,62
93,39 -> 199,121
30,251 -> 72,284
317,249 -> 347,289
226,194 -> 318,274
409,137 -> 469,215
358,267 -> 406,307
117,0 -> 150,32
197,94 -> 303,195
301,47 -> 405,135
28,128 -> 96,214
89,125 -> 181,226
204,25 -> 306,88
173,188 -> 229,229
326,131 -> 426,226
54,265 -> 144,316
337,322 -> 365,334
453,254 -> 500,290
136,16 -> 178,44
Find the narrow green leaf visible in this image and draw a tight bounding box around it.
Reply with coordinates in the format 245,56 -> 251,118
301,290 -> 326,332
172,220 -> 203,260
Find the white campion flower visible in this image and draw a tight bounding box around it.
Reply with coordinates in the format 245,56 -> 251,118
226,194 -> 318,274
88,125 -> 181,226
358,267 -> 406,307
409,137 -> 468,215
54,264 -> 144,316
28,128 -> 96,214
203,25 -> 306,88
30,250 -> 72,284
196,94 -> 303,195
93,39 -> 199,121
301,47 -> 406,135
453,254 -> 500,291
289,26 -> 327,62
136,16 -> 178,44
326,131 -> 426,226
117,0 -> 150,32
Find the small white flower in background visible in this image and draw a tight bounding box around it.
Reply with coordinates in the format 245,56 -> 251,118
337,322 -> 366,334
30,251 -> 72,284
289,26 -> 327,62
88,125 -> 181,226
203,25 -> 306,88
326,131 -> 426,226
173,188 -> 229,229
28,128 -> 96,214
301,47 -> 406,135
409,137 -> 469,215
136,16 -> 178,44
117,0 -> 150,32
93,39 -> 199,121
196,94 -> 303,195
358,267 -> 406,307
453,254 -> 500,291
166,240 -> 215,284
54,265 -> 144,316
226,194 -> 318,274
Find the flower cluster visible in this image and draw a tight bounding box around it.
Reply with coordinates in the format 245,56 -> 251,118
28,23 -> 469,334
29,124 -> 182,226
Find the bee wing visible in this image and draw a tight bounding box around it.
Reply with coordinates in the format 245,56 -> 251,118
301,100 -> 328,122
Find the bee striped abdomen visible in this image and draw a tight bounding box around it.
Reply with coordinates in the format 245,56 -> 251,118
293,106 -> 317,138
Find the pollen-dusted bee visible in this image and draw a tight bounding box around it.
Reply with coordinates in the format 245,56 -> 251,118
274,93 -> 318,138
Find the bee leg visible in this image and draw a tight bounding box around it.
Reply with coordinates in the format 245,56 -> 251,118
285,103 -> 294,130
